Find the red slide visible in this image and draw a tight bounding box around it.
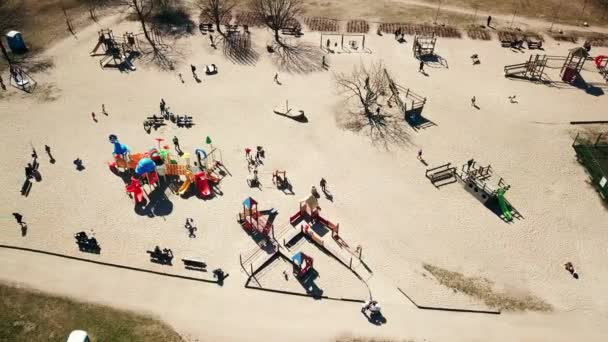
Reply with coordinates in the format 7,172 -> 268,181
125,177 -> 145,204
595,55 -> 608,68
194,172 -> 212,197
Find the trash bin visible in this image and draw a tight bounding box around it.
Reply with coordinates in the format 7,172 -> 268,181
5,30 -> 27,53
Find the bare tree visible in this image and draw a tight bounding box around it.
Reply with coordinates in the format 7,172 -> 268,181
335,63 -> 410,148
121,0 -> 157,53
252,0 -> 302,45
197,0 -> 235,35
335,62 -> 388,116
120,0 -> 175,68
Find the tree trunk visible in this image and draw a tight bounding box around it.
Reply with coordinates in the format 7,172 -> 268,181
135,2 -> 156,52
215,14 -> 223,34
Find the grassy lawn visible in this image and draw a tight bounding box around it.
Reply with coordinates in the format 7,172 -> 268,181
0,283 -> 184,342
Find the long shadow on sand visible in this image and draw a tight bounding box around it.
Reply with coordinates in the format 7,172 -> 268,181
273,41 -> 324,74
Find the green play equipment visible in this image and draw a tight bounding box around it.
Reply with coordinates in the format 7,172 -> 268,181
496,187 -> 513,221
456,159 -> 521,223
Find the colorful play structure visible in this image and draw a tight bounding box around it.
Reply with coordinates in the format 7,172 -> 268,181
560,47 -> 588,83
504,47 -> 590,84
289,194 -> 340,237
291,252 -> 314,278
125,176 -> 146,204
108,136 -> 225,201
237,197 -> 274,239
425,158 -> 522,222
90,29 -> 139,70
456,159 -> 521,222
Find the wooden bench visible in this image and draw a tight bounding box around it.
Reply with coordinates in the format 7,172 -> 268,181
182,258 -> 207,270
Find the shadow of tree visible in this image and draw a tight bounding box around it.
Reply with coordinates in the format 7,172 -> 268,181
221,32 -> 259,65
134,182 -> 174,217
337,109 -> 411,150
273,109 -> 308,123
273,41 -> 323,74
139,39 -> 183,71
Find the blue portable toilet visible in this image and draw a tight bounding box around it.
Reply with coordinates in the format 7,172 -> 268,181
5,30 -> 27,53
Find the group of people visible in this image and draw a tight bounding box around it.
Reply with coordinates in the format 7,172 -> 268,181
311,178 -> 329,198
160,98 -> 168,116
245,146 -> 265,170
393,28 -> 406,42
184,218 -> 197,238
245,146 -> 265,186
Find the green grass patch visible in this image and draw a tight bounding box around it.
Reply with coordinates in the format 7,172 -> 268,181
0,282 -> 184,342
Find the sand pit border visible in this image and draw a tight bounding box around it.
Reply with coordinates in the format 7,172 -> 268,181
397,288 -> 501,315
244,250 -> 366,303
0,244 -> 220,285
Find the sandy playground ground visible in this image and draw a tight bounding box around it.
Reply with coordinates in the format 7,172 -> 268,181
1,10 -> 608,342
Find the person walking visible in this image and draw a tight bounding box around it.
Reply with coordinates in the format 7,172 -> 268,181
25,163 -> 33,179
210,34 -> 215,47
471,96 -> 476,107
14,213 -> 27,236
91,112 -> 97,122
417,149 -> 423,160
172,136 -> 180,151
322,55 -> 327,69
273,73 -> 279,84
13,213 -> 24,225
191,64 -> 197,76
419,60 -> 425,73
487,16 -> 492,28
102,104 -> 107,115
320,178 -> 327,192
255,149 -> 262,164
311,185 -> 319,198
